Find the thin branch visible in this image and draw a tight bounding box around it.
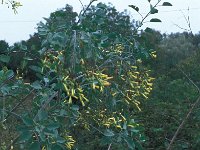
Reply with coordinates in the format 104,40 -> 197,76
108,143 -> 112,150
167,96 -> 200,150
136,0 -> 162,30
172,23 -> 191,32
167,68 -> 200,150
173,8 -> 193,34
34,91 -> 58,121
0,108 -> 21,119
181,7 -> 192,33
78,0 -> 84,8
77,0 -> 97,24
88,123 -> 104,135
178,68 -> 200,93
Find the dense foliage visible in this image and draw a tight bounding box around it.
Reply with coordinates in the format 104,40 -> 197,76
0,2 -> 156,149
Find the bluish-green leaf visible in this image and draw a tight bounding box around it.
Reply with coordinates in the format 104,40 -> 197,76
31,81 -> 42,90
97,3 -> 107,9
46,122 -> 60,130
38,109 -> 48,121
20,44 -> 27,51
150,4 -> 158,14
0,55 -> 10,63
29,65 -> 42,73
59,109 -> 67,116
56,136 -> 66,143
5,70 -> 14,79
124,137 -> 135,149
22,117 -> 34,126
29,141 -> 40,150
104,129 -> 115,137
150,18 -> 162,22
71,105 -> 79,111
18,131 -> 32,142
163,2 -> 172,6
129,5 -> 139,12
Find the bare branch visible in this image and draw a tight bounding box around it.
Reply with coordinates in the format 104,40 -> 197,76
78,0 -> 84,8
167,68 -> 200,150
173,8 -> 193,34
172,23 -> 191,32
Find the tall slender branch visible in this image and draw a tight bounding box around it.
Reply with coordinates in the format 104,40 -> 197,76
167,68 -> 200,150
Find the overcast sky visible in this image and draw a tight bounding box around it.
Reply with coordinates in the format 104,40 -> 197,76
0,0 -> 200,45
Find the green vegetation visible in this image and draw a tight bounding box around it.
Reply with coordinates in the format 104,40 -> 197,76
2,0 -> 200,150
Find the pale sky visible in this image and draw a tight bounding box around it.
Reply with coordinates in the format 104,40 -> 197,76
0,0 -> 200,45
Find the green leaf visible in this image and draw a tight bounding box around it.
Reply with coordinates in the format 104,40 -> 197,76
38,25 -> 49,36
101,36 -> 108,42
38,131 -> 46,142
35,126 -> 46,142
1,85 -> 11,95
5,70 -> 14,79
29,141 -> 40,150
134,140 -> 143,150
56,136 -> 66,143
150,18 -> 162,22
129,5 -> 139,12
46,122 -> 60,130
71,105 -> 79,111
29,65 -> 42,73
0,55 -> 10,63
38,109 -> 48,121
104,129 -> 115,137
145,27 -> 154,33
52,144 -> 65,149
16,125 -> 30,133
22,117 -> 34,126
31,81 -> 42,90
100,137 -> 112,146
50,32 -> 66,48
20,44 -> 27,51
97,3 -> 107,9
59,109 -> 67,116
18,131 -> 32,142
21,60 -> 28,70
150,5 -> 158,14
124,137 -> 135,149
162,2 -> 173,6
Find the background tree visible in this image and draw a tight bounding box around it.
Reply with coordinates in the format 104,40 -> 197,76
0,40 -> 9,54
